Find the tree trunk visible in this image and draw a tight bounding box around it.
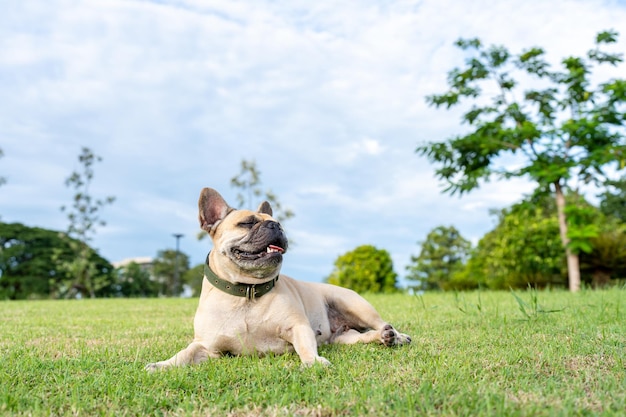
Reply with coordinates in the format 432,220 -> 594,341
554,181 -> 581,292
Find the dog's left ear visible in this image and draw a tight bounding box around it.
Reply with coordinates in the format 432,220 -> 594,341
257,201 -> 273,216
199,188 -> 233,233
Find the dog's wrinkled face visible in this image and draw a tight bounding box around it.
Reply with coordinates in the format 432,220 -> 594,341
199,188 -> 288,280
216,210 -> 288,276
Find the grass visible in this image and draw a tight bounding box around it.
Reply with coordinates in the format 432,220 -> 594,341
1,288 -> 625,416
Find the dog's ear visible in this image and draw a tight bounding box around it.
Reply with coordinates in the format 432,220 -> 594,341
257,201 -> 273,217
198,188 -> 233,233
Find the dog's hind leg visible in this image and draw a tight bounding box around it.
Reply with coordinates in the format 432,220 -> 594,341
145,341 -> 212,371
324,286 -> 411,347
331,324 -> 411,346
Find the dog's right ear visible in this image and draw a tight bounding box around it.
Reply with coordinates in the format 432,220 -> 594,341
198,188 -> 233,234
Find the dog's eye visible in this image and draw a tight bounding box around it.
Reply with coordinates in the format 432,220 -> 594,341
238,218 -> 258,228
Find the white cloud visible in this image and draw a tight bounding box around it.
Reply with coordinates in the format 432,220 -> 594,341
1,0 -> 625,283
330,138 -> 386,165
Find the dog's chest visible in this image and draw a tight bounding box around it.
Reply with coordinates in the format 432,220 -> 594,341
195,301 -> 292,356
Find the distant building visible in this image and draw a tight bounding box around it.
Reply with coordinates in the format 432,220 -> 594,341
112,257 -> 154,273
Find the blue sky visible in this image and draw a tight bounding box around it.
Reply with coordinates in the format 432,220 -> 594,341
1,0 -> 625,285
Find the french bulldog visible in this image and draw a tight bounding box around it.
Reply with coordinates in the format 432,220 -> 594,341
145,188 -> 410,370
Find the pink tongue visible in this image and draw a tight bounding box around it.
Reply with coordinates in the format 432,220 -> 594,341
268,245 -> 285,253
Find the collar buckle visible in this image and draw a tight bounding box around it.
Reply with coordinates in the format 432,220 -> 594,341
246,285 -> 257,300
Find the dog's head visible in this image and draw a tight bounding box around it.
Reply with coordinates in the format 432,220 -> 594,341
199,188 -> 288,282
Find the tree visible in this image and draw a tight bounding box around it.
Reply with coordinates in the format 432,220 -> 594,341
114,262 -> 159,297
152,249 -> 190,296
580,219 -> 626,287
418,30 -> 626,292
230,159 -> 295,223
0,222 -> 114,299
326,245 -> 398,293
183,263 -> 205,297
459,196 -> 567,290
599,175 -> 626,223
406,226 -> 471,291
58,147 -> 115,298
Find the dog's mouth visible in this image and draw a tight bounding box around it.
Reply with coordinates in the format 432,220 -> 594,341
232,244 -> 285,261
227,220 -> 288,275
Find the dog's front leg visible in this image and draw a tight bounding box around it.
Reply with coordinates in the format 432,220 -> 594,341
283,324 -> 330,367
145,341 -> 212,371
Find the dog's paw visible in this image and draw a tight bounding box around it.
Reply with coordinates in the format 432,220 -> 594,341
144,362 -> 168,372
397,332 -> 412,345
302,356 -> 331,367
381,324 -> 412,347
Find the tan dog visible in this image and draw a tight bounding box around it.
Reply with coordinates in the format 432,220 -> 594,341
145,188 -> 410,370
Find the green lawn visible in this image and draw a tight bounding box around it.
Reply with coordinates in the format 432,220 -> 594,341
1,288 -> 625,416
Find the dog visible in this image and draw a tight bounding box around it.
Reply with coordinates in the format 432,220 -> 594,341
145,188 -> 410,370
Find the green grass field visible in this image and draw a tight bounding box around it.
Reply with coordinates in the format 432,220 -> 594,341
1,288 -> 625,416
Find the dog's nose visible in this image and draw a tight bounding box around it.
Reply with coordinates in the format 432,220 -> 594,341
263,220 -> 281,230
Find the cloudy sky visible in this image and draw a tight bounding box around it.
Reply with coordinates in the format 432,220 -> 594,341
1,0 -> 625,286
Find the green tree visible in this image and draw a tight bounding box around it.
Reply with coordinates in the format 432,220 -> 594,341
326,245 -> 398,293
58,147 -> 115,298
580,220 -> 626,287
599,175 -> 626,223
0,222 -> 114,299
460,193 -> 625,290
115,262 -> 159,297
152,249 -> 190,296
230,159 -> 295,223
417,30 -> 626,292
461,196 -> 568,289
231,159 -> 262,211
183,263 -> 205,297
406,226 -> 471,291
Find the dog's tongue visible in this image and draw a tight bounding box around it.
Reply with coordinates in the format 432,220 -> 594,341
267,245 -> 285,254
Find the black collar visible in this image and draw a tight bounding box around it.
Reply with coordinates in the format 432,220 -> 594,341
203,253 -> 279,300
